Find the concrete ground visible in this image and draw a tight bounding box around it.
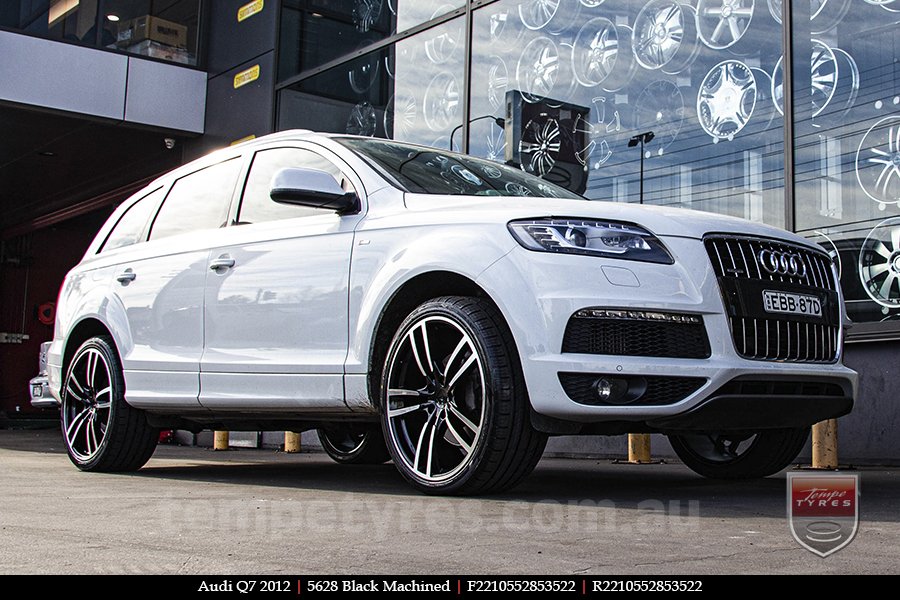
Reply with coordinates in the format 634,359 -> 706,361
0,429 -> 897,575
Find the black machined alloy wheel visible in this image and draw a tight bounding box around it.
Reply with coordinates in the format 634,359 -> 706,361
668,427 -> 810,479
317,424 -> 390,464
381,297 -> 546,495
61,336 -> 158,472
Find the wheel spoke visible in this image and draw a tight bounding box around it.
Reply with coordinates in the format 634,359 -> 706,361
418,322 -> 434,378
85,413 -> 96,455
406,328 -> 430,378
388,400 -> 431,418
89,415 -> 100,454
66,407 -> 91,441
388,388 -> 421,397
68,374 -> 87,396
444,335 -> 470,379
448,403 -> 480,435
446,353 -> 478,390
445,415 -> 472,454
66,383 -> 88,404
425,413 -> 440,478
86,351 -> 97,387
413,410 -> 437,475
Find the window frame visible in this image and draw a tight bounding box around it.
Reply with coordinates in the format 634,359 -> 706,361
147,156 -> 244,242
228,141 -> 365,227
97,185 -> 167,254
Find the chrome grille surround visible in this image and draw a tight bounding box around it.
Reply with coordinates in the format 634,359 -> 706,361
705,234 -> 841,363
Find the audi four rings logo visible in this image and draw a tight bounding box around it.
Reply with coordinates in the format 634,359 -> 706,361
758,249 -> 807,277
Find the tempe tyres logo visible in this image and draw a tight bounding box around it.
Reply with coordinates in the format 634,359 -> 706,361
787,472 -> 859,557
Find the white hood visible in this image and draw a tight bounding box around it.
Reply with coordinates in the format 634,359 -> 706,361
404,195 -> 814,247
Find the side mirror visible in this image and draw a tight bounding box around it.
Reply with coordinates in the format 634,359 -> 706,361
269,167 -> 359,214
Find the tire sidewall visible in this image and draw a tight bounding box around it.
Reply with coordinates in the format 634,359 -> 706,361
380,300 -> 500,494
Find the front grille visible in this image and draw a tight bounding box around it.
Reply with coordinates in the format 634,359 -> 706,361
562,315 -> 710,359
559,373 -> 707,406
705,235 -> 840,363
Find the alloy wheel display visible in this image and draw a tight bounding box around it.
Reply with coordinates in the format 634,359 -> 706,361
855,116 -> 900,209
697,60 -> 757,142
697,0 -> 755,50
859,218 -> 900,307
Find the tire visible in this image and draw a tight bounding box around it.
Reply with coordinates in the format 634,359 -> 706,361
668,428 -> 810,479
380,296 -> 547,495
317,424 -> 390,464
60,335 -> 158,472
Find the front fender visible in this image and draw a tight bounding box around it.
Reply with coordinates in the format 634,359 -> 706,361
346,222 -> 516,376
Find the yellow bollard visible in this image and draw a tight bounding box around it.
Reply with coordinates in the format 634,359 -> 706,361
628,433 -> 651,464
811,419 -> 838,469
284,431 -> 302,453
213,430 -> 229,451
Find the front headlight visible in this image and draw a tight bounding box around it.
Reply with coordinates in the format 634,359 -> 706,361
508,218 -> 674,264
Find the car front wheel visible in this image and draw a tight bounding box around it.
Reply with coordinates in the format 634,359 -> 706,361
668,428 -> 810,479
381,296 -> 546,495
61,335 -> 158,472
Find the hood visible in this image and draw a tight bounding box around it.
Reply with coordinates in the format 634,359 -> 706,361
404,194 -> 814,247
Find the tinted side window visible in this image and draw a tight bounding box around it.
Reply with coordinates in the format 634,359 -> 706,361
101,188 -> 165,252
238,147 -> 353,225
149,159 -> 241,241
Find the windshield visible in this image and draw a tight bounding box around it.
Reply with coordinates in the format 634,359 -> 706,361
335,137 -> 583,199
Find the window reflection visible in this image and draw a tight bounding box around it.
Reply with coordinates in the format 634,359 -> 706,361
278,16 -> 465,150
792,2 -> 900,325
277,0 -> 464,82
470,0 -> 785,224
0,0 -> 200,65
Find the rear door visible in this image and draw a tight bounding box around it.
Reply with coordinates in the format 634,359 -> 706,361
199,144 -> 365,411
110,158 -> 242,408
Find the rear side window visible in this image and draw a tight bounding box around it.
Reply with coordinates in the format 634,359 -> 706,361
100,188 -> 165,252
149,158 -> 241,241
238,147 -> 353,225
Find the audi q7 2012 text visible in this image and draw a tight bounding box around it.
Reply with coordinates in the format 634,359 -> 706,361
33,131 -> 856,494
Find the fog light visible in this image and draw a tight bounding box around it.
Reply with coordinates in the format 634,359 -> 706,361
593,377 -> 630,404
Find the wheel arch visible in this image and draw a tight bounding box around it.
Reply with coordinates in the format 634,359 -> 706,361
62,318 -> 114,377
366,271 -> 508,408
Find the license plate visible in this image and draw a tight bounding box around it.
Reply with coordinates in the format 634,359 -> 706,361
762,290 -> 822,317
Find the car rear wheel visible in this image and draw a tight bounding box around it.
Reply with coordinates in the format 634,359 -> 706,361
61,335 -> 158,472
381,296 -> 546,495
668,427 -> 810,479
317,424 -> 390,464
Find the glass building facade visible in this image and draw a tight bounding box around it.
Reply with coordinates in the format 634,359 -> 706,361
0,0 -> 202,65
277,1 -> 894,339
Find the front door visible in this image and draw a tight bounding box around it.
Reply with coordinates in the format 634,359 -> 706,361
199,145 -> 364,411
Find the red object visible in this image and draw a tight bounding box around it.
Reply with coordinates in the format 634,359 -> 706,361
158,430 -> 174,444
37,302 -> 56,325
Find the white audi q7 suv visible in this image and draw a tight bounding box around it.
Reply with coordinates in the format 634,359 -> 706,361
39,130 -> 857,495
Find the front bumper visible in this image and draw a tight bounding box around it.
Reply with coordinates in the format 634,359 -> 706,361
29,375 -> 59,409
476,236 -> 858,429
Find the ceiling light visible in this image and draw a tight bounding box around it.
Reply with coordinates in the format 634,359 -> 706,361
106,14 -> 120,22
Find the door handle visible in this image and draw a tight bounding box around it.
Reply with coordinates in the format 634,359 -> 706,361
115,270 -> 136,283
209,256 -> 236,271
